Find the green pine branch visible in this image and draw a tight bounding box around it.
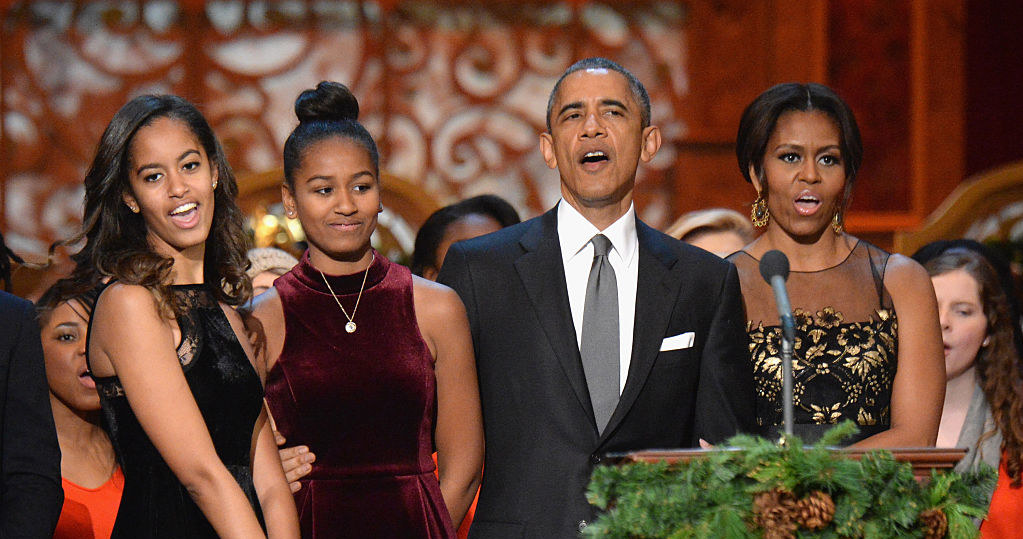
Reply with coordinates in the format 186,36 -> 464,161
585,421 -> 996,538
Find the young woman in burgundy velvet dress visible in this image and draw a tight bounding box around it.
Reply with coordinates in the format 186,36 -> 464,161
249,82 -> 483,538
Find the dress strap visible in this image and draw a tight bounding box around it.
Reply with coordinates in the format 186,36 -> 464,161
863,242 -> 893,310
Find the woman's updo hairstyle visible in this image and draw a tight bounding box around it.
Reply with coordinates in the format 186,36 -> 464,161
283,81 -> 379,188
736,83 -> 863,187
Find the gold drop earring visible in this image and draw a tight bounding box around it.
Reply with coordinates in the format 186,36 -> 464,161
751,193 -> 769,228
831,210 -> 843,234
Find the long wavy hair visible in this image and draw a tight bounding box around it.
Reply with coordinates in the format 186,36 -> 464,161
926,248 -> 1023,486
58,95 -> 251,315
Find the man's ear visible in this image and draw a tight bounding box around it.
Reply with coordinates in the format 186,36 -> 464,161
640,125 -> 662,163
749,164 -> 764,194
281,184 -> 297,218
539,132 -> 558,170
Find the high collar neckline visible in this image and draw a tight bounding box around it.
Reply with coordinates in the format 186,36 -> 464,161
291,250 -> 390,295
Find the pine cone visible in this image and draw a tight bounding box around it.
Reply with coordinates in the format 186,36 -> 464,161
753,489 -> 797,539
920,508 -> 948,539
794,490 -> 835,531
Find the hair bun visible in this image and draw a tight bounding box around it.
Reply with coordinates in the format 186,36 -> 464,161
294,81 -> 360,124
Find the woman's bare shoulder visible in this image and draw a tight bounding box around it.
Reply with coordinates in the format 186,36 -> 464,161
884,252 -> 930,289
412,275 -> 465,320
94,282 -> 162,320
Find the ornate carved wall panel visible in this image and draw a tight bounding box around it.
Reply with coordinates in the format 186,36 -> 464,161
1,0 -> 966,258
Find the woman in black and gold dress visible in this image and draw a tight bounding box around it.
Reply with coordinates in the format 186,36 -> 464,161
728,84 -> 945,446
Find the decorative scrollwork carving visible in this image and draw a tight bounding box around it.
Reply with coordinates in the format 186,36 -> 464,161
3,0 -> 692,255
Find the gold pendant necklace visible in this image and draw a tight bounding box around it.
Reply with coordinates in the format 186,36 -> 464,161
318,253 -> 373,334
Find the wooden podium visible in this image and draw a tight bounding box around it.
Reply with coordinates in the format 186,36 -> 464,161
607,447 -> 968,481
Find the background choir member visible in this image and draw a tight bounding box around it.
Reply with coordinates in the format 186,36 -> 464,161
411,194 -> 521,281
37,284 -> 122,539
912,239 -> 1023,361
922,247 -> 1023,537
248,248 -> 300,296
69,95 -> 298,537
727,83 -> 945,446
248,81 -> 482,538
664,207 -> 753,258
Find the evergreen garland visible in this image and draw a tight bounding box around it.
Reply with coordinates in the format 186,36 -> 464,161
586,422 -> 996,538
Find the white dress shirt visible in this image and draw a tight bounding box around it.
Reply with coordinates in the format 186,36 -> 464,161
557,200 -> 639,395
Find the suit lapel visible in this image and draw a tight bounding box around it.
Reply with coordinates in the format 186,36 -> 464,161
599,221 -> 682,444
514,208 -> 596,423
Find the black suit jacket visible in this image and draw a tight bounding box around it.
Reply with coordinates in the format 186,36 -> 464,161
0,291 -> 62,538
438,208 -> 756,538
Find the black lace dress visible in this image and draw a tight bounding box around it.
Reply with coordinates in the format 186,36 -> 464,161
88,284 -> 265,538
728,241 -> 898,445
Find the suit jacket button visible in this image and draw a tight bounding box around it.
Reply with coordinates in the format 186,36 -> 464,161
589,454 -> 601,465
578,520 -> 588,532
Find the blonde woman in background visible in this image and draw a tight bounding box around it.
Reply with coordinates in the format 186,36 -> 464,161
665,208 -> 753,258
247,248 -> 301,297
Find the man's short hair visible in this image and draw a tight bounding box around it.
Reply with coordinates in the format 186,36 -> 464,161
546,57 -> 651,132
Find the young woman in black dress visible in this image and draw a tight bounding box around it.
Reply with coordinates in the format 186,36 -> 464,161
64,95 -> 299,537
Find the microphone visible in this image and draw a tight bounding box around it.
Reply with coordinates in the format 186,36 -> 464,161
759,250 -> 795,343
759,250 -> 795,439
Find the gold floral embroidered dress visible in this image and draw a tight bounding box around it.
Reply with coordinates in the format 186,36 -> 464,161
728,241 -> 897,445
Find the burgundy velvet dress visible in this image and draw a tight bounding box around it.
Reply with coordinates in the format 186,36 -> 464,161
265,252 -> 455,539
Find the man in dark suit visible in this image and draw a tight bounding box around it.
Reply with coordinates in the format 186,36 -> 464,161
0,289 -> 63,537
438,58 -> 756,538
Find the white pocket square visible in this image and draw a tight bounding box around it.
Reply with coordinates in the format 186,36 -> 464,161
659,332 -> 695,351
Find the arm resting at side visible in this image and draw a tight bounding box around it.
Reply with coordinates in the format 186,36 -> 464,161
852,254 -> 944,448
414,277 -> 484,526
252,407 -> 300,538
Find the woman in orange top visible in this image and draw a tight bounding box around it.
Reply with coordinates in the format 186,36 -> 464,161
921,247 -> 1023,536
36,283 -> 123,539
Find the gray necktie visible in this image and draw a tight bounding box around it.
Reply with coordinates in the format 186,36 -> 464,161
580,234 -> 619,433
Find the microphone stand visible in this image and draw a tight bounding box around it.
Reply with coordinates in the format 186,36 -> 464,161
762,251 -> 796,444
779,312 -> 795,440
761,250 -> 796,444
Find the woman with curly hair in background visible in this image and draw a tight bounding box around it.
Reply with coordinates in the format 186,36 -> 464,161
923,247 -> 1023,536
